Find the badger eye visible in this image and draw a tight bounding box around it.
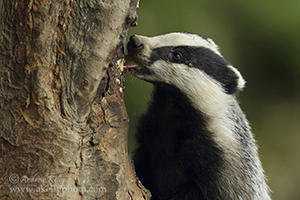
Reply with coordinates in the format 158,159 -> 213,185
172,52 -> 182,61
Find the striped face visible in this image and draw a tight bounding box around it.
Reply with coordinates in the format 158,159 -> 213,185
125,33 -> 245,95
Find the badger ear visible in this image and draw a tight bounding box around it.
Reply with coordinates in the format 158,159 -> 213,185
226,65 -> 246,94
207,38 -> 220,51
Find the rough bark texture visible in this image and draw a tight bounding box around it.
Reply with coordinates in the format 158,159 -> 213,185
0,0 -> 150,199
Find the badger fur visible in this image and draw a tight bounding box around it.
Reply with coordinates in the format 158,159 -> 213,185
125,32 -> 271,200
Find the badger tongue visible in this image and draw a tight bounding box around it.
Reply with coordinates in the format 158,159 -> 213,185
123,63 -> 139,75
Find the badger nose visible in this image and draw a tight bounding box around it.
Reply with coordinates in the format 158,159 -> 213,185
127,35 -> 144,52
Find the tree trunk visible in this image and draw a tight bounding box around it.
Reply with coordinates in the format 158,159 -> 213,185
0,0 -> 150,199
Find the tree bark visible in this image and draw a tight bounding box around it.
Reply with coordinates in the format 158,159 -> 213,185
0,0 -> 150,199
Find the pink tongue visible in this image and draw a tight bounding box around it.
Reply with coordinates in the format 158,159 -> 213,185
123,63 -> 139,75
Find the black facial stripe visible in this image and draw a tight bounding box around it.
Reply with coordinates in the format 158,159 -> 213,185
150,46 -> 239,94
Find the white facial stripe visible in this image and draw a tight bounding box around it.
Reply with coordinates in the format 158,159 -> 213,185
175,67 -> 239,156
147,60 -> 239,151
137,33 -> 221,56
144,60 -> 228,114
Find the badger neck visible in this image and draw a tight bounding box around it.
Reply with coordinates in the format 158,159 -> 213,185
154,81 -> 239,154
150,83 -> 269,199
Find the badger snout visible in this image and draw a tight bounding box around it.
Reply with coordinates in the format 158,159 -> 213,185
127,35 -> 144,52
124,35 -> 147,76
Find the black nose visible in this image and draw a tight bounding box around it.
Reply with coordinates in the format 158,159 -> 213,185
127,35 -> 144,52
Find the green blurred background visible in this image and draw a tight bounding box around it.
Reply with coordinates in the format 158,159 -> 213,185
124,1 -> 300,199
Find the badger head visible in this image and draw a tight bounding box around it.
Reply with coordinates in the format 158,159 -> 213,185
125,33 -> 245,95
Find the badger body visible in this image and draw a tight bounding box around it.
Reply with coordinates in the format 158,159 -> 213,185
125,33 -> 271,200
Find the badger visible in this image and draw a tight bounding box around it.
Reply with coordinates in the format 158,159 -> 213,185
124,32 -> 271,200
